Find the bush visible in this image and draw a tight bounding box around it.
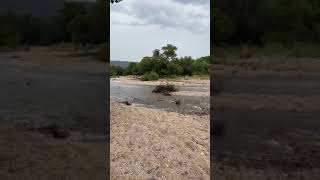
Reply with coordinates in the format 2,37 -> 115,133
141,71 -> 159,81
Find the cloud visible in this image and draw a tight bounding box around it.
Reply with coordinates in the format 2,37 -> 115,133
111,0 -> 209,32
172,0 -> 209,5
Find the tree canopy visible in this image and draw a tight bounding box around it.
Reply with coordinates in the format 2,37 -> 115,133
213,0 -> 320,46
0,0 -> 107,47
111,44 -> 210,78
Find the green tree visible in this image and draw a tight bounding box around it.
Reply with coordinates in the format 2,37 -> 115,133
153,49 -> 161,57
126,62 -> 138,75
167,62 -> 183,75
161,44 -> 178,61
174,56 -> 194,76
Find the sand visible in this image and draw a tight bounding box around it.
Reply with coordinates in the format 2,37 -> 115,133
0,46 -> 107,179
4,46 -> 106,74
112,76 -> 210,86
110,101 -> 210,179
0,123 -> 107,180
173,91 -> 210,97
214,93 -> 320,112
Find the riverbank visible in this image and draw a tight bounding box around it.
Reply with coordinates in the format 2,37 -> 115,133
1,45 -> 105,74
111,76 -> 209,86
110,74 -> 210,179
0,46 -> 107,179
110,101 -> 210,179
0,122 -> 106,180
213,53 -> 320,179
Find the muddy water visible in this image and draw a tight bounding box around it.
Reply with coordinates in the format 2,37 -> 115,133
0,55 -> 107,135
221,76 -> 320,95
110,79 -> 210,115
213,72 -> 320,170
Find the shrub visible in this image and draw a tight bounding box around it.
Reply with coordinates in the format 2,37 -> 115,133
141,71 -> 159,81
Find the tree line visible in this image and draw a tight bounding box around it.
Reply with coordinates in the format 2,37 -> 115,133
111,44 -> 210,80
0,0 -> 107,48
213,0 -> 320,46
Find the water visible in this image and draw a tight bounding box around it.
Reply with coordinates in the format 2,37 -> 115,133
110,79 -> 210,115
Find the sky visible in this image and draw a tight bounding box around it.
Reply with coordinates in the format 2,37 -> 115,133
110,0 -> 210,62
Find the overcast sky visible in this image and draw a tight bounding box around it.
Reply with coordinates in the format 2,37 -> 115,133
110,0 -> 210,62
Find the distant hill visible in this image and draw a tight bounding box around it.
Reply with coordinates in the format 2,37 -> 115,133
111,61 -> 131,68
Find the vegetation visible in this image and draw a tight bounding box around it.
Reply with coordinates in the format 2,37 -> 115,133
213,0 -> 320,46
141,71 -> 160,81
0,0 -> 107,57
110,44 -> 210,80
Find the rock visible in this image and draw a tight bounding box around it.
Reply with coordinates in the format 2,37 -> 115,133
175,100 -> 181,105
121,100 -> 132,105
53,128 -> 70,138
37,123 -> 70,139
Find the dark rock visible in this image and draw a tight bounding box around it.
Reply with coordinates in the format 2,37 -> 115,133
175,100 -> 181,105
53,128 -> 70,138
37,123 -> 70,139
120,100 -> 132,105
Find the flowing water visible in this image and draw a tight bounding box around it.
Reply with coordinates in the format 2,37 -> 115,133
110,79 -> 210,115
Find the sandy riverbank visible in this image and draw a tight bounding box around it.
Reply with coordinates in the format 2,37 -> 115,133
110,101 -> 210,179
214,93 -> 320,112
0,46 -> 107,179
2,46 -> 105,74
112,76 -> 210,86
0,123 -> 106,180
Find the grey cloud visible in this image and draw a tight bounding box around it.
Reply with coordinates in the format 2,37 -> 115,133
111,0 -> 209,32
173,0 -> 209,5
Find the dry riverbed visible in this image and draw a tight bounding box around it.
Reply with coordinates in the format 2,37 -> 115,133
110,101 -> 210,179
111,76 -> 210,179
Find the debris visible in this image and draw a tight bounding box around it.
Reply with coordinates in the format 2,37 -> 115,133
37,123 -> 70,139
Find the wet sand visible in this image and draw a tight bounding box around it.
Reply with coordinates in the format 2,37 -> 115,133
212,63 -> 320,179
0,46 -> 107,179
0,123 -> 106,180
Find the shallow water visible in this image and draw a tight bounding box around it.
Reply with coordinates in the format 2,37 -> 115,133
110,79 -> 210,115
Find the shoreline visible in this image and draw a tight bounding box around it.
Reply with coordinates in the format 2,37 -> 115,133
111,76 -> 210,86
